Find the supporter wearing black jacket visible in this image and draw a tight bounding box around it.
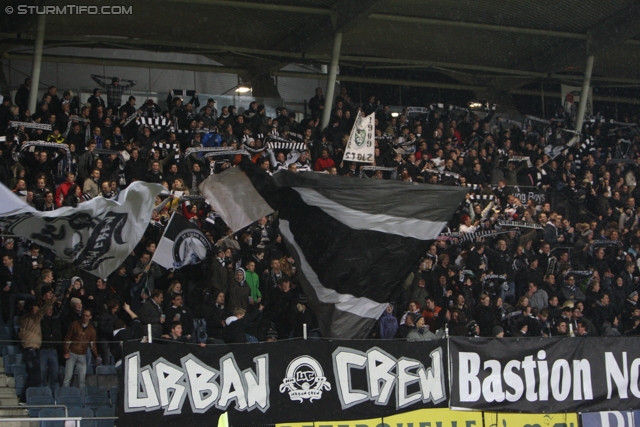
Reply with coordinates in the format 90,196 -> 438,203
124,149 -> 146,184
223,306 -> 262,343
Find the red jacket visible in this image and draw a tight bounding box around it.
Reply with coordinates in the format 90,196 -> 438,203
55,181 -> 75,207
314,157 -> 335,172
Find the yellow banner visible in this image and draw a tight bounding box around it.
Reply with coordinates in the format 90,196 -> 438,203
277,408 -> 484,427
483,412 -> 579,427
277,409 -> 580,427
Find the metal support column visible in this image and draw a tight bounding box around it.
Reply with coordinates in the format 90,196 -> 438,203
321,31 -> 342,130
28,14 -> 46,114
574,55 -> 594,133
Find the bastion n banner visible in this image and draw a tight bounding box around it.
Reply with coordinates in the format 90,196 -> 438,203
121,340 -> 447,427
449,337 -> 640,413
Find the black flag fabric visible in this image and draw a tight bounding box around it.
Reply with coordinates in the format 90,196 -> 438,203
152,213 -> 212,269
241,163 -> 468,339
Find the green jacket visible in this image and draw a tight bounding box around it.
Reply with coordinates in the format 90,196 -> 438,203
245,270 -> 262,301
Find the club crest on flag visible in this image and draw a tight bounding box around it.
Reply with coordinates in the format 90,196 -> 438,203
153,213 -> 212,270
172,229 -> 211,268
279,356 -> 331,403
355,116 -> 366,147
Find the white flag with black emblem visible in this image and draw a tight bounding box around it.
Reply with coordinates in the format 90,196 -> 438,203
152,213 -> 211,269
343,112 -> 375,163
0,182 -> 164,278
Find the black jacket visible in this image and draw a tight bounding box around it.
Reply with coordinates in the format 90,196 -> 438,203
40,315 -> 62,350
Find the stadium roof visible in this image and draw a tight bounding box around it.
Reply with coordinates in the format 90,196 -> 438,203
2,0 -> 640,101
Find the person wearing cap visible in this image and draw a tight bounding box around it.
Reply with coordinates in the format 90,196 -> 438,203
18,296 -> 56,401
199,98 -> 217,116
466,320 -> 480,338
91,74 -> 136,109
87,88 -> 106,111
291,295 -> 320,338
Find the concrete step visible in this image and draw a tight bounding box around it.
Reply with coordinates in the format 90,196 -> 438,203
6,376 -> 15,388
0,374 -> 10,387
0,388 -> 18,398
0,423 -> 33,427
0,408 -> 28,417
0,397 -> 20,406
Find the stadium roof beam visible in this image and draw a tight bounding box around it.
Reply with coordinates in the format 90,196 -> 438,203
3,33 -> 640,85
490,1 -> 640,92
369,14 -> 586,39
162,0 -> 334,16
368,14 -> 640,46
4,51 -> 640,104
243,0 -> 382,81
272,70 -> 640,104
1,52 -> 248,75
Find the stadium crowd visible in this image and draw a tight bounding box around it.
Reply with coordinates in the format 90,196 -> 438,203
1,75 -> 640,394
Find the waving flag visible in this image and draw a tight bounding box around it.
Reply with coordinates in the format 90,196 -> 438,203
152,213 -> 211,269
238,160 -> 468,338
0,182 -> 164,278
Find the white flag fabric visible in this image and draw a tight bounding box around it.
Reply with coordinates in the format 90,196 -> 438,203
198,167 -> 273,233
343,112 -> 375,163
0,182 -> 164,278
152,213 -> 211,269
561,84 -> 593,117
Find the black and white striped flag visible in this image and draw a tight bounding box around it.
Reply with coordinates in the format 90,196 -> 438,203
243,166 -> 468,338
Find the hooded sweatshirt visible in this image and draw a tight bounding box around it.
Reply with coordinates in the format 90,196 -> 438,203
227,268 -> 250,311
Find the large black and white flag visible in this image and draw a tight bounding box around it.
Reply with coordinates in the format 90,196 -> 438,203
0,182 -> 164,278
152,213 -> 211,269
242,166 -> 468,339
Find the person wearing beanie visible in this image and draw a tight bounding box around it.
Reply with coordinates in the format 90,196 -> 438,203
266,329 -> 278,342
406,314 -> 440,341
492,326 -> 504,338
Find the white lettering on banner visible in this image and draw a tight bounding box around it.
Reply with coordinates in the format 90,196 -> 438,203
125,352 -> 270,415
600,411 -> 635,427
512,191 -> 547,205
333,346 -> 446,410
458,350 -> 593,403
604,352 -> 640,400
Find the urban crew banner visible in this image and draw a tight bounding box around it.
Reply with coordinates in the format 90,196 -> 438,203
449,337 -> 640,413
121,339 -> 448,427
